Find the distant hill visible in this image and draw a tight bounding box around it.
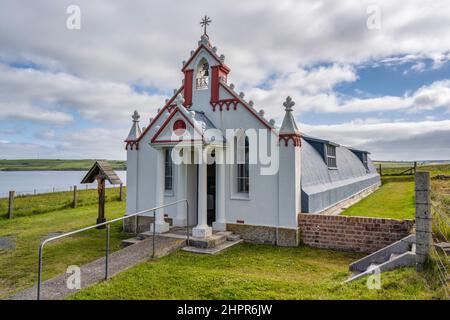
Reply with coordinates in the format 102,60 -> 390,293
0,159 -> 126,171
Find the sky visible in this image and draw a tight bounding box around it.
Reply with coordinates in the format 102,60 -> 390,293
0,0 -> 450,161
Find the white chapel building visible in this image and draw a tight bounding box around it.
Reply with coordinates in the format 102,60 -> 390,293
124,28 -> 380,246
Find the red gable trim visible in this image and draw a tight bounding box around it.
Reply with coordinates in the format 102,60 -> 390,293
219,83 -> 276,132
136,86 -> 184,142
279,133 -> 301,147
150,107 -> 204,144
181,44 -> 230,72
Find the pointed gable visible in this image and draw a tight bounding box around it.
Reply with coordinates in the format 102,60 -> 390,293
150,106 -> 203,144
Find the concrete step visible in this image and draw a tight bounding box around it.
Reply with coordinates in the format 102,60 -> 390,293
188,232 -> 228,249
227,233 -> 241,241
122,237 -> 142,247
182,239 -> 243,255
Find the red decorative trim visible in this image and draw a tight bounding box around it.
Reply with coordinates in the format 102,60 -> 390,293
211,66 -> 220,103
183,69 -> 193,106
125,141 -> 139,150
218,83 -> 275,131
167,104 -> 177,112
137,86 -> 184,142
173,119 -> 186,136
210,99 -> 239,112
150,107 -> 204,144
279,134 -> 302,147
181,44 -> 230,72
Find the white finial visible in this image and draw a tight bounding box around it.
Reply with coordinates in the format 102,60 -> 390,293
190,50 -> 194,56
239,92 -> 245,98
176,95 -> 185,107
283,96 -> 295,112
182,60 -> 186,67
258,109 -> 265,117
149,117 -> 154,123
212,47 -> 217,53
132,110 -> 140,122
157,108 -> 161,113
269,119 -> 275,126
189,111 -> 196,118
229,83 -> 235,90
220,54 -> 225,63
249,100 -> 254,107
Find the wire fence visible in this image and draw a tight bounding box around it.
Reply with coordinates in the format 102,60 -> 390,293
0,183 -> 125,199
430,193 -> 450,298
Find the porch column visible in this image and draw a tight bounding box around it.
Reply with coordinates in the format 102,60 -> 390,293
192,147 -> 212,238
213,147 -> 226,231
173,153 -> 187,226
152,148 -> 170,233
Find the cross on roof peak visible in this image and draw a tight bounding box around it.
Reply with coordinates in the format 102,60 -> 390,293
132,110 -> 140,122
200,15 -> 212,36
283,96 -> 295,112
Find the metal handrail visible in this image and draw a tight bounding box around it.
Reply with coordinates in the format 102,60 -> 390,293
37,199 -> 188,300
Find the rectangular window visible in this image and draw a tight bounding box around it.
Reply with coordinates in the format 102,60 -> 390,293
362,152 -> 368,170
236,136 -> 249,193
164,148 -> 173,191
326,144 -> 337,169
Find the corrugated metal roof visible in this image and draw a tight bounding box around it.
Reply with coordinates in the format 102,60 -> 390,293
301,137 -> 380,213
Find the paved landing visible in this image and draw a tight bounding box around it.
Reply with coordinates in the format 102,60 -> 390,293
8,236 -> 185,300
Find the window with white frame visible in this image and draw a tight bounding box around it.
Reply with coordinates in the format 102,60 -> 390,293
325,144 -> 337,169
164,148 -> 173,191
236,134 -> 249,193
195,58 -> 209,90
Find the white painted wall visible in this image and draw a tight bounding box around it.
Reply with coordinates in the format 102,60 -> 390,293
125,41 -> 299,231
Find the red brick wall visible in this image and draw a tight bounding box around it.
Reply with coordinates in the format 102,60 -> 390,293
298,214 -> 414,253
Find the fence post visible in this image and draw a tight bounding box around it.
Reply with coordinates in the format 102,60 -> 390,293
72,185 -> 77,208
379,163 -> 382,176
7,191 -> 15,219
413,161 -> 417,174
415,172 -> 432,272
119,183 -> 123,201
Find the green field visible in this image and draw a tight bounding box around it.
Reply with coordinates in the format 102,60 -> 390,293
1,163 -> 448,300
342,162 -> 450,219
0,187 -> 125,218
69,243 -> 439,300
342,176 -> 415,219
0,159 -> 126,171
0,200 -> 128,298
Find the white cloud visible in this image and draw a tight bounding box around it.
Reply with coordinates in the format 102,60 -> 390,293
302,119 -> 450,160
0,1 -> 450,87
1,1 -> 450,160
0,64 -> 165,124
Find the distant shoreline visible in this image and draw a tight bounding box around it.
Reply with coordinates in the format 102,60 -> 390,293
0,159 -> 126,171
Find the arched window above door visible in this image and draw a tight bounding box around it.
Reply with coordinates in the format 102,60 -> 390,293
195,58 -> 209,90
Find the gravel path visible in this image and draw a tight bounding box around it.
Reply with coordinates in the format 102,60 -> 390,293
8,236 -> 185,300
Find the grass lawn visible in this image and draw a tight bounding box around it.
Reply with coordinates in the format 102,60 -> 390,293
0,159 -> 126,171
69,243 -> 438,300
0,200 -> 128,298
342,176 -> 415,219
0,187 -> 125,218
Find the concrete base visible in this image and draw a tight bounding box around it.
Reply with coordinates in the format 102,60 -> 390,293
172,217 -> 187,227
226,223 -> 300,247
212,221 -> 227,231
150,222 -> 170,234
183,239 -> 243,255
192,225 -> 212,238
345,234 -> 416,282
